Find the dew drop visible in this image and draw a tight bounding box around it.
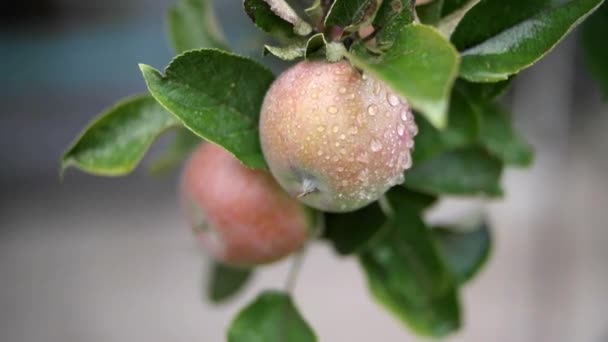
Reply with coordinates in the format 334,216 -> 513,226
335,142 -> 341,147
370,139 -> 383,152
387,93 -> 399,106
362,74 -> 369,80
401,110 -> 409,122
311,92 -> 319,99
317,150 -> 324,156
332,156 -> 340,162
406,139 -> 414,149
373,81 -> 381,95
399,152 -> 412,169
347,93 -> 356,100
397,122 -> 406,136
339,134 -> 346,140
317,125 -> 326,132
367,105 -> 378,116
340,148 -> 347,154
338,87 -> 347,94
356,152 -> 370,164
349,126 -> 358,135
332,126 -> 340,133
327,106 -> 338,114
408,123 -> 419,136
337,167 -> 344,172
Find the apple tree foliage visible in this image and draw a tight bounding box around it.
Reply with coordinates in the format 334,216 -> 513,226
61,0 -> 606,339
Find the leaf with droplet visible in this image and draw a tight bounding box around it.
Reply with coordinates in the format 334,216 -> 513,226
140,49 -> 274,169
62,95 -> 180,176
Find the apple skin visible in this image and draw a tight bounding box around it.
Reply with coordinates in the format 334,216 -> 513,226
259,60 -> 417,213
180,143 -> 314,267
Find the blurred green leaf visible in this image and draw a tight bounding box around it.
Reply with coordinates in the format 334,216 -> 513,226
416,0 -> 444,24
479,103 -> 533,167
228,291 -> 317,342
167,0 -> 227,54
452,0 -> 605,82
348,24 -> 460,128
385,187 -> 438,213
582,2 -> 608,98
62,95 -> 180,176
406,147 -> 503,196
208,262 -> 253,303
359,205 -> 461,337
436,0 -> 480,38
326,0 -> 382,32
413,86 -> 481,163
324,203 -> 386,255
140,49 -> 275,169
433,221 -> 491,285
149,128 -> 201,175
456,78 -> 513,101
374,0 -> 415,31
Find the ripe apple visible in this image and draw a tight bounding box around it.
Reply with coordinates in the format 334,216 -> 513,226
180,143 -> 314,266
259,60 -> 417,213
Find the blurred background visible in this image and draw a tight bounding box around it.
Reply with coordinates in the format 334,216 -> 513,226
1,1 -> 607,341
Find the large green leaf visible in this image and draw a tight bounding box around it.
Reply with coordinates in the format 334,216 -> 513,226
479,103 -> 534,167
452,0 -> 605,82
385,186 -> 438,213
433,221 -> 491,285
348,24 -> 460,128
228,291 -> 317,342
416,0 -> 444,24
359,206 -> 461,337
405,147 -> 503,196
582,2 -> 608,98
140,49 -> 275,169
207,262 -> 253,303
325,0 -> 382,32
166,0 -> 227,54
62,95 -> 180,176
324,203 -> 387,255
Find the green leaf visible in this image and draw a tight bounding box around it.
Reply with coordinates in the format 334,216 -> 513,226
245,0 -> 299,41
385,187 -> 438,213
149,128 -> 201,175
441,0 -> 468,15
324,203 -> 387,255
412,86 -> 481,163
405,146 -> 503,196
228,291 -> 317,342
208,262 -> 253,303
433,221 -> 491,285
139,49 -> 275,169
348,24 -> 460,128
582,2 -> 608,98
436,0 -> 480,38
479,103 -> 534,167
166,0 -> 227,54
62,95 -> 180,176
359,206 -> 460,337
416,0 -> 444,24
374,0 -> 414,29
304,0 -> 325,26
456,78 -> 513,101
452,0 -> 605,82
325,0 -> 382,32
244,0 -> 312,39
264,42 -> 307,60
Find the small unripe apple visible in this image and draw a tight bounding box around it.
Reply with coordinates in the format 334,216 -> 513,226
180,143 -> 314,267
259,60 -> 417,213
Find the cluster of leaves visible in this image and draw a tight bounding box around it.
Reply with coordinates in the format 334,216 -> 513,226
61,0 -> 606,340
